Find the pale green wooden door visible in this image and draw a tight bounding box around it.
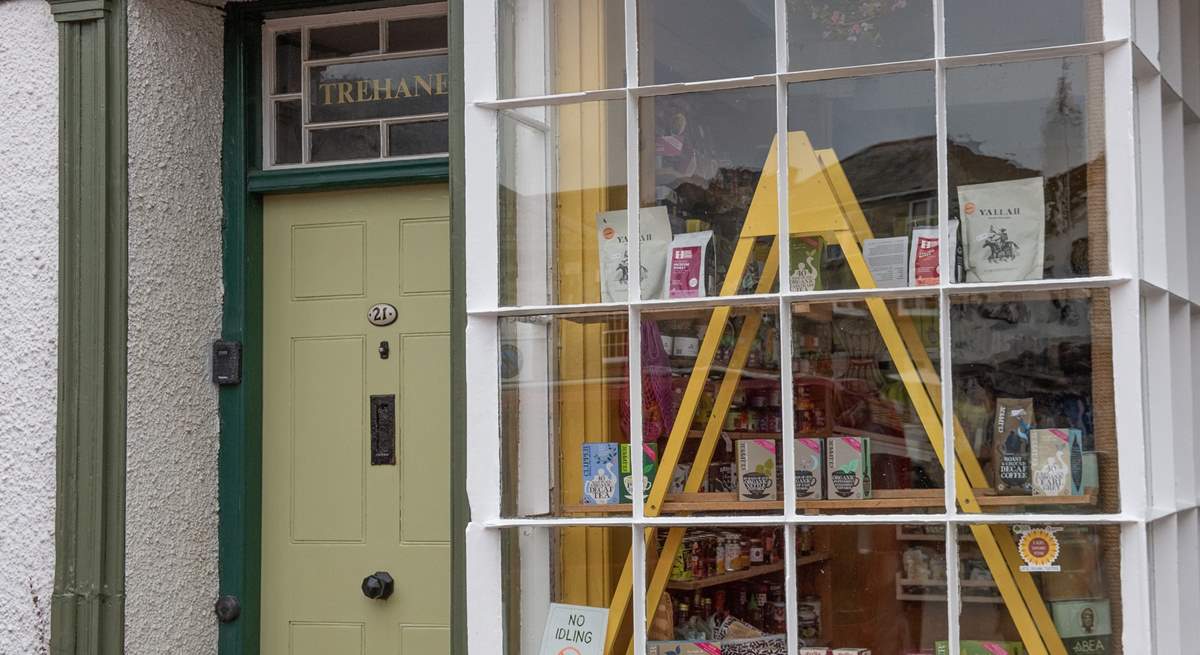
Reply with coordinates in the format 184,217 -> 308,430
262,185 -> 451,655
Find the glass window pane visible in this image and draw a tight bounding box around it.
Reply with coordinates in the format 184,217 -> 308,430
948,56 -> 1107,282
787,0 -> 934,72
637,0 -> 775,85
388,119 -> 449,157
953,524 -> 1120,654
950,288 -> 1117,514
791,296 -> 946,513
502,525 -> 628,654
308,21 -> 380,60
500,312 -> 631,517
274,100 -> 302,165
274,30 -> 302,95
309,125 -> 381,163
498,100 -> 627,307
788,71 -> 938,291
945,0 -> 1103,56
387,15 -> 447,52
309,56 -> 449,124
644,524 -> 948,652
640,304 -> 783,517
639,87 -> 777,300
499,0 -> 625,98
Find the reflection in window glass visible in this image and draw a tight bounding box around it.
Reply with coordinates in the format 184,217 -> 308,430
387,15 -> 447,52
947,56 -> 1107,282
954,524 -> 1121,654
274,31 -> 301,95
499,313 -> 631,517
639,87 -> 777,300
787,0 -> 934,71
641,305 -> 783,517
498,101 -> 627,307
308,21 -> 380,59
788,72 -> 937,291
791,297 -> 945,510
945,0 -> 1103,55
637,0 -> 775,85
498,0 -> 625,98
388,119 -> 449,156
951,289 -> 1117,514
274,100 -> 302,165
309,125 -> 380,162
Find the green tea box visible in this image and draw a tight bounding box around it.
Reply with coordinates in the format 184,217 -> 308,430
582,442 -> 620,504
620,443 -> 659,503
827,436 -> 871,499
1030,428 -> 1085,496
736,439 -> 777,501
795,438 -> 824,499
1051,599 -> 1112,655
935,641 -> 1025,655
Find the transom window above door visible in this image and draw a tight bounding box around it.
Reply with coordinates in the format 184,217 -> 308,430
264,4 -> 449,168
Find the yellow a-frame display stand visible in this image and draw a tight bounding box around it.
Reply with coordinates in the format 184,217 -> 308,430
601,132 -> 1068,655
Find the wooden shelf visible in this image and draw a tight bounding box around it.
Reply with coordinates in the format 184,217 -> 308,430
896,573 -> 1003,604
687,430 -> 782,440
560,490 -> 1097,515
665,552 -> 831,591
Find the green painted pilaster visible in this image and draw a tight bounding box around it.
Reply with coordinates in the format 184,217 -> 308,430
46,1 -> 128,654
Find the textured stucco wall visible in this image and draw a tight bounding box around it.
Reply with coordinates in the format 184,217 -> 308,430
0,2 -> 58,653
125,0 -> 225,652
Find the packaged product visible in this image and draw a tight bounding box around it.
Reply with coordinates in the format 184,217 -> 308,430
862,236 -> 909,288
722,636 -> 786,655
582,443 -> 621,504
620,443 -> 659,503
794,438 -> 824,499
736,439 -> 778,501
959,177 -> 1046,283
1051,598 -> 1112,655
827,436 -> 871,499
1081,452 -> 1099,494
832,649 -> 872,655
1030,428 -> 1084,496
670,462 -> 691,493
597,206 -> 672,302
992,398 -> 1035,494
646,640 -> 722,655
667,230 -> 714,299
790,236 -> 824,291
706,462 -> 736,493
935,641 -> 1025,655
619,320 -> 677,442
909,226 -> 939,286
798,648 -> 831,655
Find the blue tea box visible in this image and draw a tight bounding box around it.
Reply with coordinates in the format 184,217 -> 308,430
582,443 -> 621,504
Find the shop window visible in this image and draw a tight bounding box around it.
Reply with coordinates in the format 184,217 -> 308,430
263,5 -> 449,168
470,2 -> 1129,654
944,0 -> 1104,56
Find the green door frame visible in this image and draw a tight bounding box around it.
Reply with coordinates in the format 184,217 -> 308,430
219,2 -> 466,654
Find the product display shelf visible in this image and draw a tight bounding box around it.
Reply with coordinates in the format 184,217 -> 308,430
665,552 -> 831,591
562,490 -> 1097,515
685,430 -> 781,440
895,572 -> 1004,605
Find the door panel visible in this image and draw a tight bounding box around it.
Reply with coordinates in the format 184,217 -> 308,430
262,185 -> 450,655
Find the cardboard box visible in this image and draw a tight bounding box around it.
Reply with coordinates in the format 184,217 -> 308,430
736,439 -> 778,501
1030,428 -> 1084,496
620,443 -> 658,503
795,438 -> 824,499
798,648 -> 831,655
1051,599 -> 1112,655
827,436 -> 871,499
790,236 -> 823,291
646,641 -> 721,655
935,642 -> 1024,655
582,443 -> 621,504
832,649 -> 872,655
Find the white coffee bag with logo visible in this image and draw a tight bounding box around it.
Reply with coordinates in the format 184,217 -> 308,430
597,206 -> 672,302
959,177 -> 1045,283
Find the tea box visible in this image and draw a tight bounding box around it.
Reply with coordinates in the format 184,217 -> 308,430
795,438 -> 824,499
582,442 -> 621,504
827,436 -> 871,499
789,236 -> 823,292
1030,428 -> 1084,496
737,439 -> 778,501
935,642 -> 1024,655
646,640 -> 721,655
798,649 -> 831,655
620,443 -> 659,503
832,649 -> 872,655
1051,599 -> 1112,655
706,462 -> 736,493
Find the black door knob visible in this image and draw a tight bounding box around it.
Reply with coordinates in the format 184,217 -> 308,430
361,571 -> 394,600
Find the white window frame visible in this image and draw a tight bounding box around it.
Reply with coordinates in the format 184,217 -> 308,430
463,1 -> 1170,654
262,3 -> 449,170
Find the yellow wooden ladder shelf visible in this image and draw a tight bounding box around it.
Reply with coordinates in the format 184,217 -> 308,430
601,131 -> 1068,655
